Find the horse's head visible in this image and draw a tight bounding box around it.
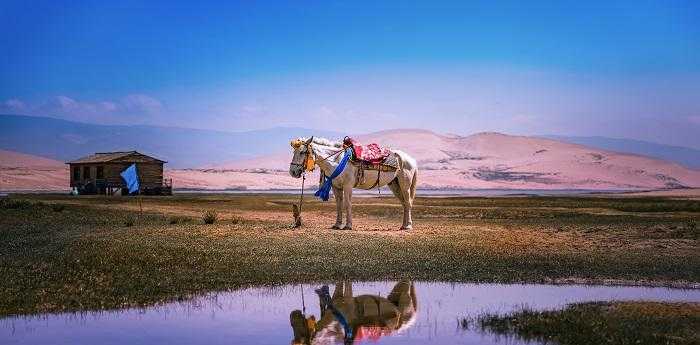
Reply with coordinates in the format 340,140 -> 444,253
290,310 -> 316,345
289,136 -> 314,178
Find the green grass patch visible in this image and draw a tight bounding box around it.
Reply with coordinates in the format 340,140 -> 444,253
476,301 -> 700,345
168,215 -> 191,224
0,198 -> 43,209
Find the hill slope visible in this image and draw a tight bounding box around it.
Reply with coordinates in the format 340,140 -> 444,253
542,135 -> 700,169
203,129 -> 700,190
0,150 -> 67,191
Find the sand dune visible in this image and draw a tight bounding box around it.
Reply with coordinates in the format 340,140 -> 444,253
205,130 -> 700,190
0,150 -> 68,191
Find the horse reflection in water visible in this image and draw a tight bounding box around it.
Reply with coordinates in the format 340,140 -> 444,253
290,281 -> 417,344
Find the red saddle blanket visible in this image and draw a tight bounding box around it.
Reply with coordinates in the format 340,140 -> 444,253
343,137 -> 392,164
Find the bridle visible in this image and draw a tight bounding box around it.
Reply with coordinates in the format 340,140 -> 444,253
290,137 -> 346,173
289,139 -> 316,172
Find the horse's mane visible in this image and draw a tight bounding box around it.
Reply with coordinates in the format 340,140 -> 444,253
300,137 -> 342,148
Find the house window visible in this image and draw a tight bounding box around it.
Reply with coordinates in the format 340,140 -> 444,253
96,166 -> 104,179
83,166 -> 91,179
73,167 -> 80,181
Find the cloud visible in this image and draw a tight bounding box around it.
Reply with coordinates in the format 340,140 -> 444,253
40,95 -> 114,116
122,94 -> 162,114
0,94 -> 164,124
0,98 -> 27,112
688,116 -> 700,125
100,101 -> 118,112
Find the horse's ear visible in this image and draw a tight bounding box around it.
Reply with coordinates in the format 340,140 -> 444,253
306,136 -> 314,145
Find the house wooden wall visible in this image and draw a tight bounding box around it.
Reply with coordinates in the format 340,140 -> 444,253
69,162 -> 164,188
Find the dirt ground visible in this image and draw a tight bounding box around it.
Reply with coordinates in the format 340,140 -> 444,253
1,193 -> 698,315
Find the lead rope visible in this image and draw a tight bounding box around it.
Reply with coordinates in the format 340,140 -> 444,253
299,172 -> 306,215
300,284 -> 306,315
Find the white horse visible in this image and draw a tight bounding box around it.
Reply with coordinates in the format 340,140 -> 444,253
289,137 -> 418,230
290,281 -> 418,345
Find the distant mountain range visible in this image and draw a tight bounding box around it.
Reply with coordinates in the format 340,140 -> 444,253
1,114 -> 698,172
542,135 -> 700,169
196,129 -> 697,190
0,114 -> 341,168
2,126 -> 699,191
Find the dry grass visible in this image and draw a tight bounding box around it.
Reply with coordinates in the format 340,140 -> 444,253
201,210 -> 218,224
0,193 -> 698,316
50,203 -> 65,212
167,215 -> 191,225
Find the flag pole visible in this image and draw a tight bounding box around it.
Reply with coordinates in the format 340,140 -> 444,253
138,189 -> 143,216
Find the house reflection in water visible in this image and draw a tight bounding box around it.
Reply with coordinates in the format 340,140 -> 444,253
290,281 -> 417,345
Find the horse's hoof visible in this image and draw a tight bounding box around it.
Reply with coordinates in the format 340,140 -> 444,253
342,225 -> 353,230
331,225 -> 343,230
400,225 -> 413,231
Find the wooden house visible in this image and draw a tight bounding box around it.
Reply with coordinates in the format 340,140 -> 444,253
67,151 -> 172,195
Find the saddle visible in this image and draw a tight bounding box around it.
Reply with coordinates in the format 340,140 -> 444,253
343,136 -> 397,171
343,136 -> 398,190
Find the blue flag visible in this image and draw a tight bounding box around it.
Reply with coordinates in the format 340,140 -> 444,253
120,163 -> 140,194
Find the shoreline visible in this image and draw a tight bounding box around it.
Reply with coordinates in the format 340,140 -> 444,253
2,278 -> 698,319
3,187 -> 699,198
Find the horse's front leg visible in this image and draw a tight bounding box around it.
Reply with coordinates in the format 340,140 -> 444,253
342,187 -> 353,230
332,186 -> 343,229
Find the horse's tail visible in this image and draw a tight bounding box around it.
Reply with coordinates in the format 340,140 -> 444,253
392,150 -> 417,202
410,169 -> 417,201
388,152 -> 404,202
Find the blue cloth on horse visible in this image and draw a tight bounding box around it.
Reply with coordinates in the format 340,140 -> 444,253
315,285 -> 353,340
315,148 -> 351,201
331,307 -> 353,339
120,163 -> 140,194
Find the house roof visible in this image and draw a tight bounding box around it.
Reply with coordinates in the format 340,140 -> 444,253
67,151 -> 166,164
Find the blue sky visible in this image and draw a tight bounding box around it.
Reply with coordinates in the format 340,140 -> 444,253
1,1 -> 699,148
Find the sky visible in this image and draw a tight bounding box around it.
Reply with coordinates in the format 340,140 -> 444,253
1,1 -> 699,148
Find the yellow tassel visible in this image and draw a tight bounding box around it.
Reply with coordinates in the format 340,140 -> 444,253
306,316 -> 316,335
305,154 -> 315,171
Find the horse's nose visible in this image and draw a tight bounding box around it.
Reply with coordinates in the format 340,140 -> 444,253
289,165 -> 301,178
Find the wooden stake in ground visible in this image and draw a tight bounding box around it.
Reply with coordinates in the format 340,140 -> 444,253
292,204 -> 302,228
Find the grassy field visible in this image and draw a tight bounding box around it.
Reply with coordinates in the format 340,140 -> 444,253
0,193 -> 698,316
476,301 -> 700,345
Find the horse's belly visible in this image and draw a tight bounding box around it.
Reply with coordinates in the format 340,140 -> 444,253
355,169 -> 397,189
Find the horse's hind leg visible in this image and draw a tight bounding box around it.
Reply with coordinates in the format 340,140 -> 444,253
388,178 -> 403,202
389,176 -> 412,229
397,173 -> 414,230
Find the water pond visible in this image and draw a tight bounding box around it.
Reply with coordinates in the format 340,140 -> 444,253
3,282 -> 699,345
